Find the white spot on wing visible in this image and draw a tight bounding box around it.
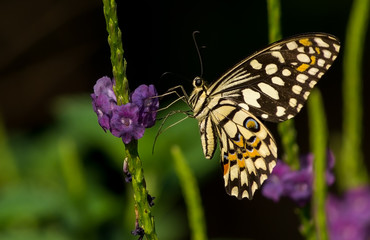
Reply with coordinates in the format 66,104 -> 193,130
318,58 -> 325,67
276,106 -> 286,117
286,41 -> 298,50
309,80 -> 317,88
297,74 -> 308,83
231,186 -> 239,197
260,174 -> 268,184
250,59 -> 262,70
323,49 -> 332,59
303,91 -> 310,99
255,158 -> 266,170
246,158 -> 256,175
292,85 -> 302,95
308,67 -> 319,76
297,53 -> 310,63
297,47 -> 305,53
333,43 -> 340,52
242,89 -> 261,108
238,103 -> 249,111
289,98 -> 297,107
268,161 -> 276,173
271,51 -> 285,63
261,114 -> 268,119
314,37 -> 329,47
258,82 -> 279,100
297,104 -> 303,112
272,76 -> 285,86
230,164 -> 239,181
241,171 -> 248,186
282,69 -> 291,76
242,190 -> 249,199
265,63 -> 278,75
251,182 -> 258,196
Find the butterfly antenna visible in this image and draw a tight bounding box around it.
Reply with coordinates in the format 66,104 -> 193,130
192,31 -> 205,77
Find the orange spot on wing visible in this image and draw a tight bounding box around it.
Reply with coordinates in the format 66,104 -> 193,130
315,47 -> 321,54
246,120 -> 256,129
223,163 -> 229,175
296,63 -> 309,72
233,136 -> 244,148
245,148 -> 260,158
251,138 -> 260,148
299,38 -> 312,46
238,158 -> 246,168
229,152 -> 237,161
310,56 -> 316,65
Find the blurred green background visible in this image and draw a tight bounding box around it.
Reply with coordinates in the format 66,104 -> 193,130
0,0 -> 368,239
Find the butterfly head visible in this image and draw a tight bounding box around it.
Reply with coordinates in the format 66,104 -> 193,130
193,76 -> 205,89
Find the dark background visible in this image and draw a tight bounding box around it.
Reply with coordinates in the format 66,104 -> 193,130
0,0 -> 369,239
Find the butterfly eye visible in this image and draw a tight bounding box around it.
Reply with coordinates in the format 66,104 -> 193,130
193,77 -> 203,87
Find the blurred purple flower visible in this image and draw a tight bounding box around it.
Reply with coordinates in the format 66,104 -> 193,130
131,84 -> 159,128
262,151 -> 335,205
110,103 -> 145,144
261,160 -> 291,201
91,76 -> 117,131
327,186 -> 370,240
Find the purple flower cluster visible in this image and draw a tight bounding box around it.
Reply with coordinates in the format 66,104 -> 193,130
327,186 -> 370,240
91,76 -> 159,144
262,151 -> 335,205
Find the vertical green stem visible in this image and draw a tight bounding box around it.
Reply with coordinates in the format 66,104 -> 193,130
126,141 -> 158,240
102,0 -> 129,105
339,0 -> 369,190
102,1 -> 158,239
171,145 -> 207,240
267,0 -> 282,41
0,116 -> 19,186
267,0 -> 300,170
307,89 -> 328,240
58,137 -> 86,201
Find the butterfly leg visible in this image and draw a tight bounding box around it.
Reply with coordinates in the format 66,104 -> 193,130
156,94 -> 188,112
152,109 -> 193,153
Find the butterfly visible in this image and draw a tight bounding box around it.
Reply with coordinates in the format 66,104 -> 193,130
168,33 -> 340,200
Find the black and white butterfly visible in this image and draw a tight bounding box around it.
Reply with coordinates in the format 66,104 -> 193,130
166,33 -> 340,200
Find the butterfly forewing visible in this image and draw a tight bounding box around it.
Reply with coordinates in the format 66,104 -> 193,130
207,33 -> 340,122
188,33 -> 340,199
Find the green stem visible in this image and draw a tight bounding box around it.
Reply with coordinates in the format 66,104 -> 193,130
126,141 -> 158,240
0,115 -> 20,185
171,145 -> 207,240
102,0 -> 129,105
267,0 -> 300,170
102,1 -> 157,238
58,137 -> 86,201
267,0 -> 282,41
307,89 -> 328,240
339,0 -> 369,190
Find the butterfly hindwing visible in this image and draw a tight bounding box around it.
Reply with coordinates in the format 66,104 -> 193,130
207,33 -> 340,122
209,100 -> 277,199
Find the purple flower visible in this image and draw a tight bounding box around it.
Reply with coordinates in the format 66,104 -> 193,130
261,160 -> 291,201
131,84 -> 159,128
110,103 -> 145,144
91,77 -> 159,144
91,77 -> 117,131
283,169 -> 312,205
262,151 -> 335,205
327,186 -> 370,240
